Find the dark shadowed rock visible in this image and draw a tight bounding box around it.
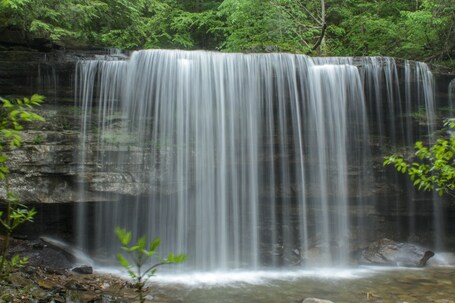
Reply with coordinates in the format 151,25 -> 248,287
359,238 -> 434,267
7,239 -> 74,270
72,265 -> 93,274
4,236 -> 93,271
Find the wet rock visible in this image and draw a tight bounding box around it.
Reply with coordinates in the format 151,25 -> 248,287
6,237 -> 88,272
18,243 -> 74,269
37,278 -> 61,290
300,298 -> 334,303
8,272 -> 30,287
359,238 -> 434,267
72,265 -> 93,274
65,280 -> 89,291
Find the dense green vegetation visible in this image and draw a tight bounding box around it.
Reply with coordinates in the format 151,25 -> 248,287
0,0 -> 453,68
385,119 -> 455,202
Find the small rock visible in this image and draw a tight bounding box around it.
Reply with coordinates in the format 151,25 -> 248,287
9,272 -> 30,287
72,265 -> 93,274
44,267 -> 67,275
32,242 -> 46,250
37,279 -> 58,289
65,280 -> 89,291
300,298 -> 334,303
101,282 -> 110,289
51,296 -> 66,303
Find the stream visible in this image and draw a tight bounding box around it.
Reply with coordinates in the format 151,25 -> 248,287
146,266 -> 455,303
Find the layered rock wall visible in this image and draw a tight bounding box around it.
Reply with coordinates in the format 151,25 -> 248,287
1,49 -> 454,250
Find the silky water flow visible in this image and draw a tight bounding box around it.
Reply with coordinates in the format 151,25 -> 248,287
75,50 -> 439,272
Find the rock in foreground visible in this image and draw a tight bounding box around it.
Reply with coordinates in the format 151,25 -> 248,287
359,238 -> 434,267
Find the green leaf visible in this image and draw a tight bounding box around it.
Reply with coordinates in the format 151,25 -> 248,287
128,269 -> 137,279
167,253 -> 175,263
150,238 -> 160,251
137,235 -> 147,250
117,253 -> 130,268
115,227 -> 132,246
174,254 -> 187,263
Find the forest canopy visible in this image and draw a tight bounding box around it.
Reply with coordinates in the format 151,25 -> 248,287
0,0 -> 453,69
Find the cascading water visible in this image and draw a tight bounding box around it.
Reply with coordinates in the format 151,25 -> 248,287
75,50 -> 440,271
450,78 -> 455,113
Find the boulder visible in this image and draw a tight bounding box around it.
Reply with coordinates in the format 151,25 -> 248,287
299,298 -> 334,303
8,239 -> 74,270
6,237 -> 92,271
359,238 -> 434,267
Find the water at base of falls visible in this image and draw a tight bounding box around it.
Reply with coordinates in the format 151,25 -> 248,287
148,267 -> 455,303
98,266 -> 392,286
75,50 -> 439,271
90,264 -> 455,303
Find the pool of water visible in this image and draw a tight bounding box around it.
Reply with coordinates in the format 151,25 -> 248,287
147,267 -> 455,303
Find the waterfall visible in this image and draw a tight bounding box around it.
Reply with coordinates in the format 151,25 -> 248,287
450,79 -> 455,114
75,50 -> 439,270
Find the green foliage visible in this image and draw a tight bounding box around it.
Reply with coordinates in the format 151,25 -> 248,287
384,119 -> 455,200
326,0 -> 454,64
0,94 -> 45,180
115,227 -> 186,303
1,193 -> 37,232
218,0 -> 272,51
0,253 -> 29,280
0,0 -> 224,49
0,0 -> 453,68
0,95 -> 44,279
0,0 -> 99,43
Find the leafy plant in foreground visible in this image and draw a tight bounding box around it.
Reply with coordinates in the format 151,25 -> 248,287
115,227 -> 187,303
384,119 -> 455,200
0,94 -> 44,278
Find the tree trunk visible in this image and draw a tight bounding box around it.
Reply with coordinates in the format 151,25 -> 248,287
312,0 -> 326,54
320,0 -> 326,53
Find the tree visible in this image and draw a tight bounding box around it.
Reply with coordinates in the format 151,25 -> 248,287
271,0 -> 327,53
0,0 -> 453,69
0,94 -> 44,277
384,119 -> 455,200
0,0 -> 215,49
217,0 -> 276,52
217,0 -> 327,53
325,0 -> 454,69
0,0 -> 102,45
399,0 -> 455,64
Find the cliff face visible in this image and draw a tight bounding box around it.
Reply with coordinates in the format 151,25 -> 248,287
1,49 -> 455,252
0,49 -> 148,203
